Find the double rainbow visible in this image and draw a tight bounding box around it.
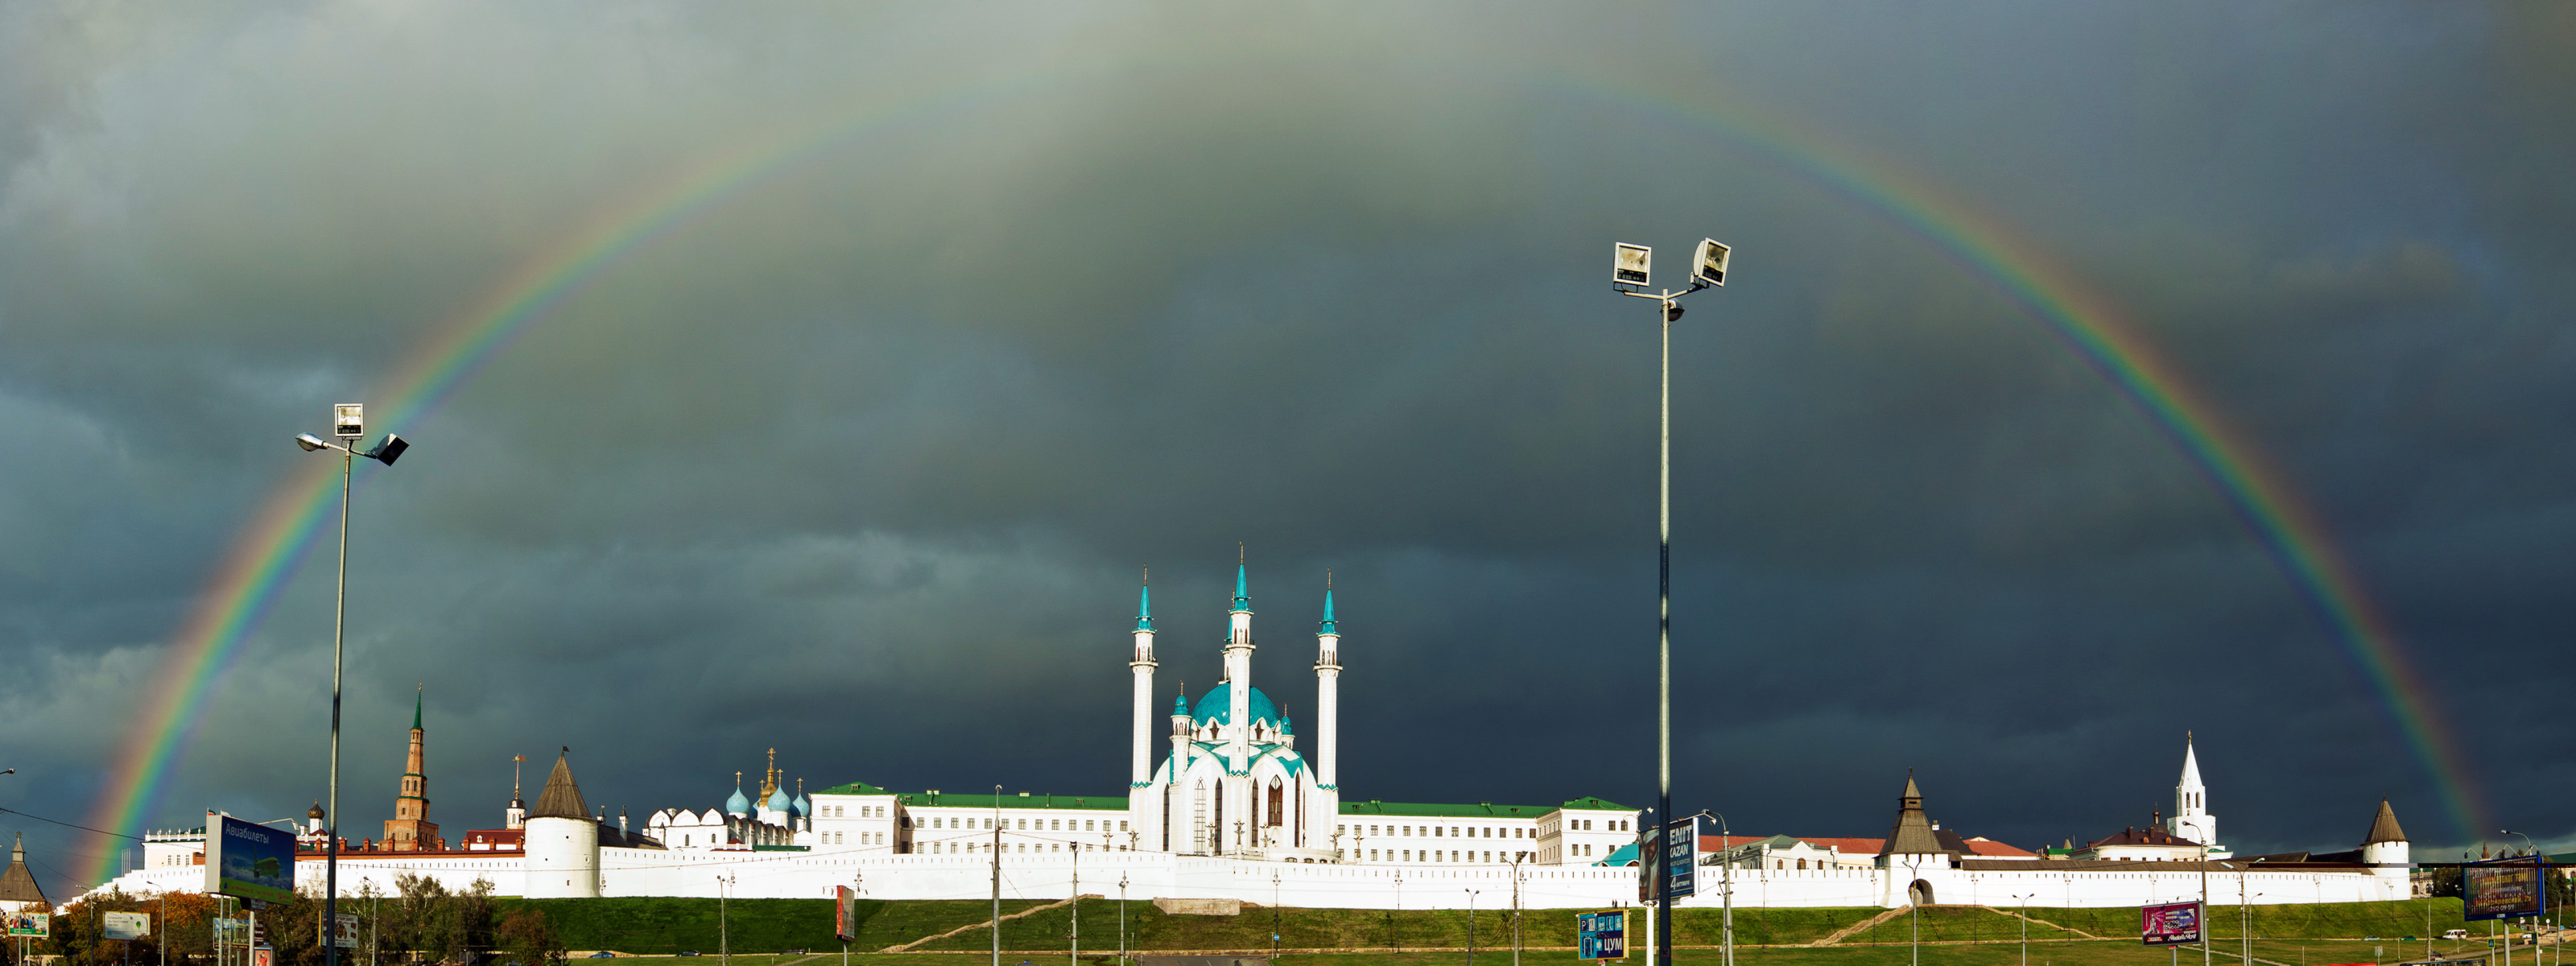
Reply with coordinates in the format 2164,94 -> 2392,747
85,72 -> 2475,887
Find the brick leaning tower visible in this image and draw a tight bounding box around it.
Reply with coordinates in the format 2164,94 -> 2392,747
382,687 -> 441,851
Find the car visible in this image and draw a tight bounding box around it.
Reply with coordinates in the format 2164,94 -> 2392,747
676,952 -> 700,958
2445,931 -> 2471,941
782,951 -> 807,956
588,953 -> 617,959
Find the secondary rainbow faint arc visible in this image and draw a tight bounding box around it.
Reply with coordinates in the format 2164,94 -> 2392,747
89,72 -> 2474,886
1563,77 -> 2481,838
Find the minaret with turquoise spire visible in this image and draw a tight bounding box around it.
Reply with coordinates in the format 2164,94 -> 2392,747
1315,572 -> 1340,793
1224,545 -> 1255,854
1129,567 -> 1158,790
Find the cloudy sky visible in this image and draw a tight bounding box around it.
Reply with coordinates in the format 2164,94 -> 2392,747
2,2 -> 2571,897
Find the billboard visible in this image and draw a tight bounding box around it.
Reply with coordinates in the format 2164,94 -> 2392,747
1577,910 -> 1628,960
2141,902 -> 2202,946
6,912 -> 47,938
835,886 -> 856,942
321,914 -> 358,948
2464,857 -> 2549,921
1637,815 -> 1714,902
204,812 -> 298,904
104,912 -> 151,941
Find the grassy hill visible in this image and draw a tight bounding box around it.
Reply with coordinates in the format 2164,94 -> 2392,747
489,898 -> 2476,955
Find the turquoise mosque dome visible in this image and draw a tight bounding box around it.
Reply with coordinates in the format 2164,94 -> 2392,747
1191,685 -> 1286,733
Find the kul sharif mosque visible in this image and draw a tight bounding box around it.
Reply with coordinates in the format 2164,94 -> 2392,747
646,558 -> 1641,866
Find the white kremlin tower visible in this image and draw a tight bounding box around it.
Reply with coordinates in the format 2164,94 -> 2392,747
522,748 -> 600,898
2167,733 -> 2230,858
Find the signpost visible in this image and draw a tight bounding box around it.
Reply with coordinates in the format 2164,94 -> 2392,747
2466,857 -> 2549,922
2142,902 -> 2204,947
1578,910 -> 1629,961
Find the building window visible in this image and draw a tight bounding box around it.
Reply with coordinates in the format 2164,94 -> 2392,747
1121,821 -> 1129,832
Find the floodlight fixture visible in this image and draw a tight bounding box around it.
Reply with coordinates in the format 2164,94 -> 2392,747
1613,243 -> 1652,288
333,403 -> 364,438
1692,239 -> 1730,288
296,433 -> 330,452
368,434 -> 409,466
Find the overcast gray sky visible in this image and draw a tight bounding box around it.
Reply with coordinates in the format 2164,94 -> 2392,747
3,2 -> 2571,897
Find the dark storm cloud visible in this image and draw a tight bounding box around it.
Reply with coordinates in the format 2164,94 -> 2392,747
2,1 -> 2570,896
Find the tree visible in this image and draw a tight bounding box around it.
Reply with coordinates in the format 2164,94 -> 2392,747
493,909 -> 562,966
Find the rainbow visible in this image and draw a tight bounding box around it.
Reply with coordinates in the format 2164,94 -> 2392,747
1558,77 -> 2481,837
88,69 -> 2477,886
79,93 -> 980,885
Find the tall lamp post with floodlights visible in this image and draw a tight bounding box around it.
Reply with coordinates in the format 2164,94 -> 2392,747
294,405 -> 410,966
1610,238 -> 1729,966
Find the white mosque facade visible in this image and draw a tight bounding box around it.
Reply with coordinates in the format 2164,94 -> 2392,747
91,564 -> 2416,910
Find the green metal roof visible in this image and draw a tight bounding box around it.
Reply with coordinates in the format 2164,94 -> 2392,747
809,786 -> 1133,811
813,780 -> 894,796
1562,797 -> 1633,811
1339,799 -> 1557,818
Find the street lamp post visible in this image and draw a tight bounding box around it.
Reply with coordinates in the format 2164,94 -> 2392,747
293,407 -> 408,966
1612,238 -> 1728,966
2011,894 -> 2032,966
1466,890 -> 1481,966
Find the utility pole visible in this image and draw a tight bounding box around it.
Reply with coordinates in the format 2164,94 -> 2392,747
717,873 -> 734,966
1070,842 -> 1080,966
992,786 -> 1004,966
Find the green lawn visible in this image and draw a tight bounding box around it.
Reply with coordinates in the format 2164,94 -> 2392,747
495,898 -> 2480,958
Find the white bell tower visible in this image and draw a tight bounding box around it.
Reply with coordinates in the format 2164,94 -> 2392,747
2168,733 -> 2227,857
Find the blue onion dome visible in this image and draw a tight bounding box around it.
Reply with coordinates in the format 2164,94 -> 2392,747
793,792 -> 811,818
1192,686 -> 1279,728
726,779 -> 751,815
1173,694 -> 1189,716
767,786 -> 791,813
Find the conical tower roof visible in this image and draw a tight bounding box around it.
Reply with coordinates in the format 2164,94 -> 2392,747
2178,732 -> 2204,790
0,833 -> 47,905
527,748 -> 590,820
2363,799 -> 2408,844
1878,771 -> 1946,857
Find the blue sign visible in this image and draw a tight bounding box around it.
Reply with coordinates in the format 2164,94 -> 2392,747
1577,910 -> 1628,960
204,812 -> 297,904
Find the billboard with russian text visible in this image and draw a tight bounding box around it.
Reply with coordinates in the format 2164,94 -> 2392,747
2141,902 -> 2202,945
2465,857 -> 2548,921
204,812 -> 297,904
1577,910 -> 1628,960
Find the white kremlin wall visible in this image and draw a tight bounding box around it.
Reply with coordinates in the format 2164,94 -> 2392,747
85,848 -> 2407,910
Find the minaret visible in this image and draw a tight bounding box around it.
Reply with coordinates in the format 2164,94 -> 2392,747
2169,733 -> 2219,852
382,686 -> 439,851
1224,547 -> 1254,853
1168,682 -> 1191,852
1314,573 -> 1340,792
506,755 -> 528,829
1130,568 -> 1158,788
